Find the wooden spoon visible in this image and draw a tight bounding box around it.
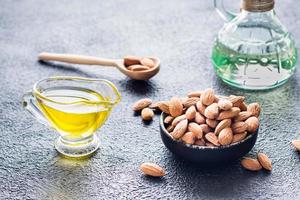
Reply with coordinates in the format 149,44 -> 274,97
38,52 -> 160,80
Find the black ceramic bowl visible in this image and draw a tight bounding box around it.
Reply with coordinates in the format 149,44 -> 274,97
160,113 -> 258,164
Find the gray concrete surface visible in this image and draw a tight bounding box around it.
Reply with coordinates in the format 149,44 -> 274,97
1,0 -> 300,199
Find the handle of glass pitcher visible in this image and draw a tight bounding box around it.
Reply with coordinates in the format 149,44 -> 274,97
214,0 -> 238,21
22,92 -> 50,127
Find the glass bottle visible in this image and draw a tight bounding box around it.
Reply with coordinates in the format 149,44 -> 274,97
212,0 -> 298,90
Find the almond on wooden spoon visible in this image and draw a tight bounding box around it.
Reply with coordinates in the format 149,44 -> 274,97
38,53 -> 160,80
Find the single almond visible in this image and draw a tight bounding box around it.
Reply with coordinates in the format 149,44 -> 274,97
229,95 -> 245,107
239,102 -> 248,111
206,119 -> 218,128
183,97 -> 200,108
200,88 -> 215,106
205,132 -> 220,146
167,125 -> 175,132
204,103 -> 219,119
218,99 -> 233,111
195,112 -> 206,124
141,108 -> 154,121
188,122 -> 203,139
140,163 -> 165,177
164,115 -> 174,124
185,106 -> 196,120
128,64 -> 150,71
217,107 -> 240,120
132,98 -> 152,111
291,140 -> 300,151
245,116 -> 259,133
215,119 -> 231,135
172,119 -> 188,139
235,111 -> 252,122
194,139 -> 205,146
231,121 -> 248,134
200,124 -> 211,134
187,91 -> 202,98
232,132 -> 247,143
218,127 -> 233,145
196,101 -> 206,115
140,57 -> 155,68
181,132 -> 196,145
247,103 -> 261,117
171,114 -> 186,127
169,97 -> 183,117
157,101 -> 170,114
124,55 -> 141,66
241,157 -> 262,171
257,153 -> 272,171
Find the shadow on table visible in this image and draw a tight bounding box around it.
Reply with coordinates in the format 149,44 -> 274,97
162,150 -> 271,199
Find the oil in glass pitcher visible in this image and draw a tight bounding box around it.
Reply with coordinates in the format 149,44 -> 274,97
212,0 -> 298,90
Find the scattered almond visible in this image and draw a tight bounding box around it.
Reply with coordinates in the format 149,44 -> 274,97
291,140 -> 300,151
141,108 -> 154,121
169,97 -> 183,117
239,102 -> 248,111
235,111 -> 252,122
229,95 -> 245,107
132,98 -> 152,111
247,103 -> 261,117
200,124 -> 211,134
195,112 -> 206,124
188,122 -> 203,139
172,119 -> 188,139
204,103 -> 219,119
215,119 -> 231,135
196,101 -> 206,115
206,119 -> 218,128
171,115 -> 186,127
241,157 -> 262,171
181,132 -> 196,145
217,107 -> 240,120
200,88 -> 215,106
164,116 -> 174,124
205,132 -> 220,146
187,91 -> 202,98
218,128 -> 233,145
231,121 -> 248,134
232,132 -> 247,143
140,163 -> 165,177
157,101 -> 170,114
183,97 -> 200,108
185,106 -> 196,120
257,153 -> 272,171
218,99 -> 233,111
245,117 -> 259,133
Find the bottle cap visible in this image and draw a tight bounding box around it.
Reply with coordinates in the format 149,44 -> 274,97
241,0 -> 274,12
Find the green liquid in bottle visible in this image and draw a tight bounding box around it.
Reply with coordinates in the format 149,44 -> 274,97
211,41 -> 298,90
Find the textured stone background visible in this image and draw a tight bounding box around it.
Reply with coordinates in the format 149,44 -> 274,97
1,0 -> 300,199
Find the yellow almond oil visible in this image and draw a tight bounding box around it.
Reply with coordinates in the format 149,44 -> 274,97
37,87 -> 111,140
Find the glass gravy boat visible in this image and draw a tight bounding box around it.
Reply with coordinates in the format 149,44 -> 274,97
23,76 -> 121,158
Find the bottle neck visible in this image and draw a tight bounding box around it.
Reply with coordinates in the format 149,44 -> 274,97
241,9 -> 275,16
241,0 -> 274,13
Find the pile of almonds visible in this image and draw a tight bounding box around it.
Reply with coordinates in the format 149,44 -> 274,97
124,56 -> 155,71
132,88 -> 260,146
155,88 -> 260,147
